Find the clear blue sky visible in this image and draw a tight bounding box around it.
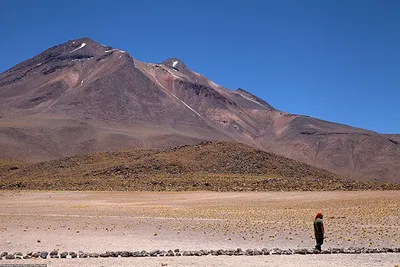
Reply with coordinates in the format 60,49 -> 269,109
1,0 -> 399,133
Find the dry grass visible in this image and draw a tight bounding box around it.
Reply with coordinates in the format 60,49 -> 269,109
1,141 -> 399,191
0,191 -> 399,250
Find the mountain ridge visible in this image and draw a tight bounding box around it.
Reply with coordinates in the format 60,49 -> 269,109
0,37 -> 399,183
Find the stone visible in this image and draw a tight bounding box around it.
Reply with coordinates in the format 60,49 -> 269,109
270,248 -> 282,255
254,249 -> 262,255
235,248 -> 244,256
107,251 -> 117,257
88,253 -> 99,258
321,249 -> 331,254
282,249 -> 293,255
132,251 -> 141,257
26,251 -> 33,256
174,249 -> 180,253
5,254 -> 15,259
192,251 -> 202,256
70,252 -> 77,258
50,250 -> 58,256
150,250 -> 160,256
182,251 -> 191,256
330,248 -> 340,254
201,250 -> 210,255
32,252 -> 40,258
166,250 -> 174,256
121,251 -> 131,257
226,250 -> 234,256
79,252 -> 88,258
0,252 -> 7,257
40,251 -> 48,259
60,252 -> 68,258
217,249 -> 225,255
139,250 -> 149,257
294,248 -> 307,255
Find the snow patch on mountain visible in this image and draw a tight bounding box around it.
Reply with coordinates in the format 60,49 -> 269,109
70,43 -> 86,53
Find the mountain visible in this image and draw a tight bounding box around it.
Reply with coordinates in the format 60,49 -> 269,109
0,38 -> 399,183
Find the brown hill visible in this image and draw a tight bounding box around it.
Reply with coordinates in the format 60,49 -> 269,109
1,141 -> 398,191
0,38 -> 399,183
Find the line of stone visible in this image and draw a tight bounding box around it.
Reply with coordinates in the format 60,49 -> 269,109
1,247 -> 399,260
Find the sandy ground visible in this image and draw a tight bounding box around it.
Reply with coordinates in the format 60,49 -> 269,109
0,190 -> 399,267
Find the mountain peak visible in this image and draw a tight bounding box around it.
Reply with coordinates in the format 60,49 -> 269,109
161,58 -> 186,71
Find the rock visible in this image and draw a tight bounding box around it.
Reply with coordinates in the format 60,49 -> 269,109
235,248 -> 244,255
132,251 -> 141,257
26,251 -> 33,256
121,251 -> 131,257
245,249 -> 253,256
100,253 -> 109,258
107,251 -> 117,257
217,249 -> 225,255
225,250 -> 234,256
174,249 -> 180,253
166,250 -> 174,257
140,250 -> 149,257
23,256 -> 30,259
282,249 -> 293,255
270,248 -> 282,255
182,251 -> 191,256
321,249 -> 331,254
150,250 -> 160,256
78,252 -> 88,258
50,250 -> 58,256
15,252 -> 23,256
201,250 -> 210,255
40,251 -> 48,259
60,252 -> 68,258
6,241 -> 10,244
254,249 -> 262,255
5,254 -> 15,259
330,248 -> 340,254
70,252 -> 77,258
88,253 -> 99,258
32,252 -> 40,258
192,251 -> 202,256
0,252 -> 8,257
294,248 -> 307,255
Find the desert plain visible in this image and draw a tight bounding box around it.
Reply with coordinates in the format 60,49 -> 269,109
0,190 -> 399,266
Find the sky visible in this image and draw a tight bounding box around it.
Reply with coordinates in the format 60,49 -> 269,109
0,0 -> 399,133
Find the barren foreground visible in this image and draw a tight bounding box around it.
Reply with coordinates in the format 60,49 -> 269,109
0,190 -> 399,266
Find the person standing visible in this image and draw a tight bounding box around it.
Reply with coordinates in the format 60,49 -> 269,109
314,212 -> 324,251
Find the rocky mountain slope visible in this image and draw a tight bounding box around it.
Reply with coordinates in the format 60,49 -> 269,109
2,141 -> 398,191
0,38 -> 399,183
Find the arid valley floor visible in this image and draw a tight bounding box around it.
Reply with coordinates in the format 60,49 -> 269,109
0,190 -> 399,266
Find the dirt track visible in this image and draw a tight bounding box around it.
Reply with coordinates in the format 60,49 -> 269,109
0,191 -> 399,266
